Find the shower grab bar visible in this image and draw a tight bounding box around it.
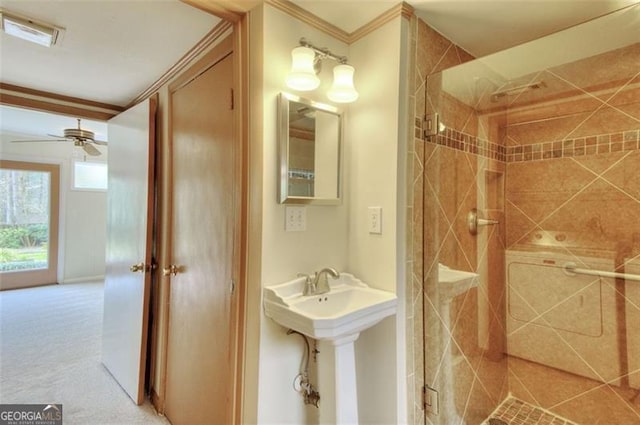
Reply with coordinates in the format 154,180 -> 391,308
563,262 -> 640,282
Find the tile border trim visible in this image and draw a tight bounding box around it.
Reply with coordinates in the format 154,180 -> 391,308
506,129 -> 640,162
420,122 -> 506,161
419,122 -> 640,164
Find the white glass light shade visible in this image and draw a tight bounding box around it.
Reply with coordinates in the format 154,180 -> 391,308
286,46 -> 320,91
327,64 -> 359,103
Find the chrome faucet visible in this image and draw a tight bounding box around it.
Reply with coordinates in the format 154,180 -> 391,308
312,267 -> 340,295
298,273 -> 316,296
299,268 -> 340,296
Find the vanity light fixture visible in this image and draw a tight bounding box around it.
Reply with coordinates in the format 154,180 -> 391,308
285,38 -> 359,103
327,64 -> 358,103
0,11 -> 63,47
286,46 -> 321,91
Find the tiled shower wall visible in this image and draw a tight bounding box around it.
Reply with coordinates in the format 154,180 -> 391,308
502,42 -> 640,424
409,22 -> 640,425
408,19 -> 640,425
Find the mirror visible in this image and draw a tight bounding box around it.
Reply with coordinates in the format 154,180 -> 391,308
278,92 -> 342,204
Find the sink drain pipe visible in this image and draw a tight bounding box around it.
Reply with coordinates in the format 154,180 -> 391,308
287,329 -> 321,407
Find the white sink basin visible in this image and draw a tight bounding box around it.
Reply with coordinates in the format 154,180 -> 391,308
438,263 -> 479,300
263,273 -> 397,340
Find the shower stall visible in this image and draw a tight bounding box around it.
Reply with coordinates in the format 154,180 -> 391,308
419,4 -> 640,424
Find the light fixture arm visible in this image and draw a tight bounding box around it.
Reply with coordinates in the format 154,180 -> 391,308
299,38 -> 348,65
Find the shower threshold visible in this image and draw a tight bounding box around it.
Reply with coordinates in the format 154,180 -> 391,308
483,397 -> 579,425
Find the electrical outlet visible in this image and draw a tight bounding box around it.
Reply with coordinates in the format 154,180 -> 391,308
285,206 -> 306,231
368,206 -> 382,234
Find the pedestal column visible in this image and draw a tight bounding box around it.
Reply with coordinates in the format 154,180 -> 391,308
318,333 -> 361,424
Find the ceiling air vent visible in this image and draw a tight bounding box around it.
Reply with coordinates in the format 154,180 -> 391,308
0,10 -> 64,47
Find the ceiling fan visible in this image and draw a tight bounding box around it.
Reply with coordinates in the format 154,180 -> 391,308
10,118 -> 108,156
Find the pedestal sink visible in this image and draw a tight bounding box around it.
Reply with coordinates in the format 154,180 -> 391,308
437,263 -> 479,425
438,263 -> 479,300
264,273 -> 397,424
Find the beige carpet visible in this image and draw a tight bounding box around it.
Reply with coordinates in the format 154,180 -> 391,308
0,282 -> 170,425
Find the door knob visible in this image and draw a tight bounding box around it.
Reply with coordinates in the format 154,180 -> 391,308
130,262 -> 146,273
130,262 -> 156,273
162,264 -> 180,276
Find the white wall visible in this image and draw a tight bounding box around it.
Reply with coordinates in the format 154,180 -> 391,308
347,16 -> 408,425
1,133 -> 107,283
249,5 -> 410,424
255,5 -> 350,424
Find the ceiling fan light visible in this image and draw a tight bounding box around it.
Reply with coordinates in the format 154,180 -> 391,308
1,12 -> 61,47
64,128 -> 95,141
327,64 -> 358,103
286,46 -> 320,91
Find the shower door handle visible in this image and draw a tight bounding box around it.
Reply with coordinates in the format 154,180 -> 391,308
468,208 -> 499,235
478,218 -> 499,226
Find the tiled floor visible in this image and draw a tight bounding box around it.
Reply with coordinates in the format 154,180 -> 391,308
483,397 -> 579,425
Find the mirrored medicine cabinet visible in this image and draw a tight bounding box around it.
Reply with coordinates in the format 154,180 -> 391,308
278,92 -> 342,205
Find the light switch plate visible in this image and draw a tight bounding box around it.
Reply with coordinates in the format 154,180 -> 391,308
368,206 -> 382,234
285,206 -> 306,232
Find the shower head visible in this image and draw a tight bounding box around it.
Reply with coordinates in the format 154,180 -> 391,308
491,81 -> 546,102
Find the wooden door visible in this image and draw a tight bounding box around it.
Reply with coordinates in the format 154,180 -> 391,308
164,51 -> 237,425
102,98 -> 156,405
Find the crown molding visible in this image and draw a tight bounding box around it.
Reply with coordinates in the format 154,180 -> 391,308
181,0 -> 260,22
128,20 -> 233,108
350,2 -> 415,44
265,0 -> 351,43
265,0 -> 415,45
0,83 -> 124,121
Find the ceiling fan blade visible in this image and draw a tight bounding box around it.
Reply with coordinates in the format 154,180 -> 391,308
93,140 -> 108,146
83,144 -> 101,156
47,133 -> 67,139
10,139 -> 67,143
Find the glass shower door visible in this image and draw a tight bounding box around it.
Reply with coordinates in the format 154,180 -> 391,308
422,62 -> 509,425
421,4 -> 640,425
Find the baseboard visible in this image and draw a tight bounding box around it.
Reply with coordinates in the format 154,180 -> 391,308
61,275 -> 105,284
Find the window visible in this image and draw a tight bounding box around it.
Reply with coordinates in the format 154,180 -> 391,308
0,160 -> 60,289
73,161 -> 107,191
